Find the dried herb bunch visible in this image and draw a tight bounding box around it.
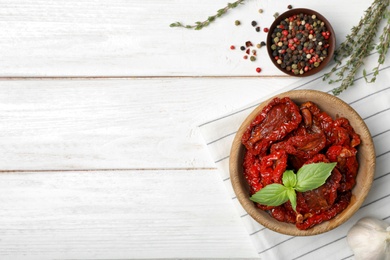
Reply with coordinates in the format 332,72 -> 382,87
170,0 -> 245,30
323,0 -> 390,95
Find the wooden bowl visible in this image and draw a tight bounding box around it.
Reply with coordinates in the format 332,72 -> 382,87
266,8 -> 336,77
229,90 -> 375,236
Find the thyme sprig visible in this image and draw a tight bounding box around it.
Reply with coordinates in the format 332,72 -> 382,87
323,0 -> 390,96
170,0 -> 245,30
364,8 -> 390,83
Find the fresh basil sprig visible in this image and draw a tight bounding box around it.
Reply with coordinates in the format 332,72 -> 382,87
250,162 -> 337,212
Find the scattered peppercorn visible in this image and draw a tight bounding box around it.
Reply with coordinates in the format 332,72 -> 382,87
245,41 -> 253,47
250,56 -> 256,61
263,27 -> 269,33
255,26 -> 261,32
243,55 -> 248,59
258,9 -> 263,14
256,67 -> 262,73
261,41 -> 266,47
235,20 -> 241,26
230,45 -> 235,50
273,12 -> 279,19
287,5 -> 293,9
256,43 -> 261,48
251,21 -> 257,27
240,46 -> 245,51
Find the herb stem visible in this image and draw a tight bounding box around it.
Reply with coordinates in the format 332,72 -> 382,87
170,0 -> 245,30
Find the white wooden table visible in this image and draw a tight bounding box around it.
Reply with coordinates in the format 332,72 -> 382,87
0,1 -> 377,259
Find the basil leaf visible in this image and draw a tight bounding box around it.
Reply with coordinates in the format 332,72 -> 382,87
295,162 -> 337,192
282,170 -> 297,188
250,184 -> 289,206
287,188 -> 297,212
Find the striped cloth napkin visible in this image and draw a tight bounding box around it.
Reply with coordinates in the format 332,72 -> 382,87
199,56 -> 390,259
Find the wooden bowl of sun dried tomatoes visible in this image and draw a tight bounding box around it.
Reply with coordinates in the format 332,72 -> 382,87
266,8 -> 335,77
229,90 -> 375,236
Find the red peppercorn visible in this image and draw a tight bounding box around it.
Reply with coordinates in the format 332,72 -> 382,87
245,41 -> 253,47
230,45 -> 235,50
243,55 -> 248,59
282,30 -> 289,36
256,67 -> 261,73
263,27 -> 269,33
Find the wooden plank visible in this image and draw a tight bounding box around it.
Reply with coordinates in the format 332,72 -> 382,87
0,169 -> 258,259
0,77 -> 292,170
0,0 -> 371,77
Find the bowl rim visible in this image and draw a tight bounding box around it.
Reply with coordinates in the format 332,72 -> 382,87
229,90 -> 376,236
266,8 -> 336,77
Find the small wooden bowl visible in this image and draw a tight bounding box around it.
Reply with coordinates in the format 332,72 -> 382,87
229,90 -> 375,236
266,8 -> 336,77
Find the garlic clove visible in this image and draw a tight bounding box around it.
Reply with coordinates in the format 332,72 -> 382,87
347,217 -> 390,260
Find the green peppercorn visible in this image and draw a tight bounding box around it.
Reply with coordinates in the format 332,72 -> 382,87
258,9 -> 263,13
250,56 -> 256,62
235,20 -> 241,26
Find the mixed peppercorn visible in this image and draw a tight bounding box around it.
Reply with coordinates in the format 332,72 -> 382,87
270,12 -> 331,75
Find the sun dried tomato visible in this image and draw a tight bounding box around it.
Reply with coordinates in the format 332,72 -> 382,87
296,191 -> 351,230
259,150 -> 288,185
270,205 -> 296,223
242,97 -> 302,156
326,145 -> 359,192
271,132 -> 326,160
243,150 -> 262,195
297,168 -> 342,214
300,102 -> 334,144
329,118 -> 361,147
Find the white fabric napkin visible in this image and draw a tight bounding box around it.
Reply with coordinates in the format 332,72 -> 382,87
199,54 -> 390,259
